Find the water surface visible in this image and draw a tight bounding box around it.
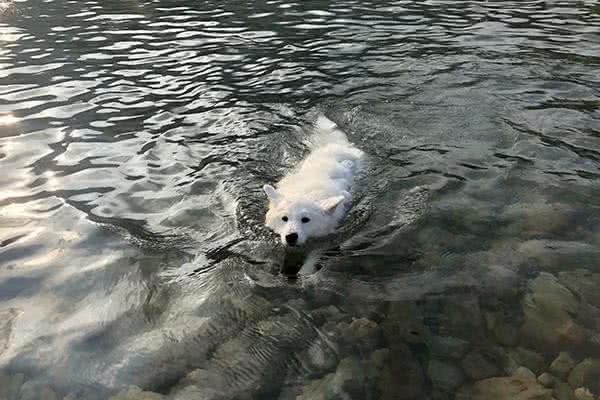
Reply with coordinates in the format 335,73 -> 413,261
0,0 -> 599,399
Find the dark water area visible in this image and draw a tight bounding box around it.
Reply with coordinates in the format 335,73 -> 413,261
0,0 -> 599,399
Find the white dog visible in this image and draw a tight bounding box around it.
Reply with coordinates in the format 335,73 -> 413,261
263,116 -> 363,246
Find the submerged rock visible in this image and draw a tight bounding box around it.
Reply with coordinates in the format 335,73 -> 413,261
484,311 -> 519,347
516,240 -> 600,272
568,358 -> 600,394
441,294 -> 485,340
513,367 -> 536,381
549,352 -> 576,379
511,347 -> 547,375
502,350 -> 522,375
462,352 -> 500,381
0,371 -> 24,400
300,337 -> 339,374
574,387 -> 595,400
429,335 -> 469,360
457,376 -> 553,400
553,379 -> 574,400
501,201 -> 571,239
347,318 -> 378,338
0,308 -> 19,356
427,359 -> 464,392
558,269 -> 600,307
381,302 -> 430,346
370,348 -> 390,370
520,273 -> 586,353
520,202 -> 570,236
297,375 -> 335,400
40,388 -> 58,400
377,343 -> 425,400
173,368 -> 214,390
297,356 -> 367,400
19,381 -> 59,400
310,305 -> 346,326
537,372 -> 556,388
333,357 -> 367,393
170,385 -> 220,400
108,386 -> 164,400
339,317 -> 382,350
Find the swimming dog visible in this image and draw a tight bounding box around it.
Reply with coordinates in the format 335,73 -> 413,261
263,116 -> 363,246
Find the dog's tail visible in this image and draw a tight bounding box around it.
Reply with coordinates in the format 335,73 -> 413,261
309,115 -> 351,147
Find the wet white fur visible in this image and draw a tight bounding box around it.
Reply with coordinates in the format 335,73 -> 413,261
263,116 -> 363,246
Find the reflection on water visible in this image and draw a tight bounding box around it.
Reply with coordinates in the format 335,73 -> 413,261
0,0 -> 599,399
0,114 -> 18,125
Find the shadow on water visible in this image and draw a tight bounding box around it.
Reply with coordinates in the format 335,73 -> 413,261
0,0 -> 599,399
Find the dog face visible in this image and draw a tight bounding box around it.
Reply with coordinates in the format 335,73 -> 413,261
263,185 -> 344,246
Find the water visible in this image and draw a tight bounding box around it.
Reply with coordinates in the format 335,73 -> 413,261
0,0 -> 599,398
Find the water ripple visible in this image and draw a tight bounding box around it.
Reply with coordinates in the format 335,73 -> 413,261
0,0 -> 599,398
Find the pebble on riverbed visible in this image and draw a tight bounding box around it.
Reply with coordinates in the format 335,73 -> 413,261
108,386 -> 164,400
370,348 -> 390,370
427,359 -> 464,392
520,273 -> 586,352
310,305 -> 346,326
549,352 -> 576,379
18,381 -> 61,400
457,375 -> 554,400
574,387 -> 595,400
509,347 -> 547,376
429,335 -> 469,360
2,267 -> 597,400
568,358 -> 600,395
484,311 -> 519,347
0,372 -> 24,400
558,269 -> 600,307
512,367 -> 536,381
462,351 -> 500,380
537,372 -> 556,388
377,342 -> 425,400
552,379 -> 573,400
339,317 -> 382,351
297,356 -> 367,400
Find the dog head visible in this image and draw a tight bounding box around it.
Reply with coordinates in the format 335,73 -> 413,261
263,185 -> 345,246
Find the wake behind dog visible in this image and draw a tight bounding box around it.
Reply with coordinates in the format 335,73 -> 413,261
263,115 -> 364,246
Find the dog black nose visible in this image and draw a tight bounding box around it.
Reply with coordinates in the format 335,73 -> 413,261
285,233 -> 298,245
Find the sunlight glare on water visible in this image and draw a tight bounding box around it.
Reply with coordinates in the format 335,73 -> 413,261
0,114 -> 18,125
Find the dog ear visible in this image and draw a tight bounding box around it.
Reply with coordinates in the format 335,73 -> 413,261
263,185 -> 281,203
319,196 -> 345,214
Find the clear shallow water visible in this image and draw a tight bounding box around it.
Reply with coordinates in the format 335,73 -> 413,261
0,0 -> 599,399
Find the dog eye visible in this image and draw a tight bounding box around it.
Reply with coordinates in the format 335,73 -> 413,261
301,217 -> 310,223
282,216 -> 288,222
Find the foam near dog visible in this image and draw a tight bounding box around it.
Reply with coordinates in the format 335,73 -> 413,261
263,115 -> 364,246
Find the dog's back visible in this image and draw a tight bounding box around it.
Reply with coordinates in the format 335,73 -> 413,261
278,116 -> 363,202
309,115 -> 353,148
